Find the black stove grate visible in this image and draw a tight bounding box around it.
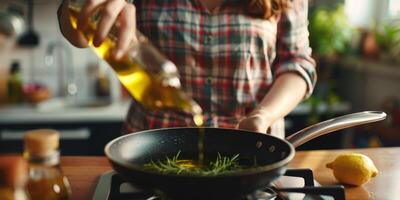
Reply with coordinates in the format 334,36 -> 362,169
92,169 -> 345,200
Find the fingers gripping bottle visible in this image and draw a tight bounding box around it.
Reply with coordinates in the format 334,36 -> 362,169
67,0 -> 203,125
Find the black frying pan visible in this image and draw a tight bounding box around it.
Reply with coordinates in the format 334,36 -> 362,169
105,111 -> 386,199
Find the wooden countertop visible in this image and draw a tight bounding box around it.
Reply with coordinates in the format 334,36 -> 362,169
62,147 -> 400,200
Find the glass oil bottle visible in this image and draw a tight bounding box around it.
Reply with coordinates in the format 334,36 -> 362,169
67,0 -> 203,126
7,61 -> 24,104
23,129 -> 71,200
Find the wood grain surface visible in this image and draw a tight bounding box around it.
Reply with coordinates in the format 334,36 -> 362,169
60,147 -> 400,200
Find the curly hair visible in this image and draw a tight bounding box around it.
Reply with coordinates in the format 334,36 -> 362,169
244,0 -> 290,19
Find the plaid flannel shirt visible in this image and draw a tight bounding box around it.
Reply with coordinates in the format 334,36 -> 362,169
124,0 -> 316,135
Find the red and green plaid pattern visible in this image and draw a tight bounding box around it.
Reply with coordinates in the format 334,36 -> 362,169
124,0 -> 316,133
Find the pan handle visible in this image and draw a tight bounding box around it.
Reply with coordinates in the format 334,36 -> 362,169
285,111 -> 386,148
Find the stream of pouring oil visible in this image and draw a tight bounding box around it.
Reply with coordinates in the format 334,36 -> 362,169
69,6 -> 206,167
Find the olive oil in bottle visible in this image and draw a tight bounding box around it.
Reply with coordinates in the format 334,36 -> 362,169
67,1 -> 202,120
24,129 -> 71,200
68,0 -> 206,165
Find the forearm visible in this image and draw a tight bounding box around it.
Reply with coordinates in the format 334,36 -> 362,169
57,0 -> 88,48
250,73 -> 307,121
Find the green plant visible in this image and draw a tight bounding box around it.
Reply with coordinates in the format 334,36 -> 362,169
143,152 -> 242,176
306,4 -> 350,124
375,21 -> 400,60
309,4 -> 354,58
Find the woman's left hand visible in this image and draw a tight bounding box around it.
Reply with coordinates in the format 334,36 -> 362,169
237,113 -> 273,134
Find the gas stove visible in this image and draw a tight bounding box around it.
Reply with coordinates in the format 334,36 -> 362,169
92,169 -> 345,200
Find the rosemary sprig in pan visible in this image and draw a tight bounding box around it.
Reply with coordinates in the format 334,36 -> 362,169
143,151 -> 242,175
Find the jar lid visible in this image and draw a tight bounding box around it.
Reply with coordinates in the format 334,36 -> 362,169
24,129 -> 60,155
0,156 -> 27,188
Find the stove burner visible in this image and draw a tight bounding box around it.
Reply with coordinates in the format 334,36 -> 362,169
244,188 -> 277,200
92,169 -> 345,200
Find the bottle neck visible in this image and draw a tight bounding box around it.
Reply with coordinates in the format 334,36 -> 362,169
24,150 -> 60,166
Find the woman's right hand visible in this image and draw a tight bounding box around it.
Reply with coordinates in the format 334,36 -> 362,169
58,0 -> 137,59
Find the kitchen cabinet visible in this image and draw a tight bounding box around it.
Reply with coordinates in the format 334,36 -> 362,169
0,101 -> 352,155
0,101 -> 129,155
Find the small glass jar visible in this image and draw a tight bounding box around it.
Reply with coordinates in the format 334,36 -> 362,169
23,129 -> 71,200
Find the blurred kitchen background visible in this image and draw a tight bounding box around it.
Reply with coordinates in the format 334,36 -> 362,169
0,0 -> 399,155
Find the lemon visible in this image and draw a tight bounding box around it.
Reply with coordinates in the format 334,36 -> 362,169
326,153 -> 378,186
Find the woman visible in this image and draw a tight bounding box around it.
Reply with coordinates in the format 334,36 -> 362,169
58,0 -> 316,138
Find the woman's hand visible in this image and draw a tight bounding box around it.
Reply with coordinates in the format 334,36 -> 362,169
237,113 -> 274,134
58,0 -> 137,59
238,73 -> 308,135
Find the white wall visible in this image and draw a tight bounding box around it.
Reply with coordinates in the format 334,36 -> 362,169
344,0 -> 396,29
0,0 -> 120,102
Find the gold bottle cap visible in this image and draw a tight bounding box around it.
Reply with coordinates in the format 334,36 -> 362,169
24,129 -> 60,155
0,156 -> 28,188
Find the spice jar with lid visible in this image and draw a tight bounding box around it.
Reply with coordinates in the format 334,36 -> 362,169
24,129 -> 71,200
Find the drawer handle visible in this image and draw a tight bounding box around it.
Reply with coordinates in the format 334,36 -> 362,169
0,128 -> 91,140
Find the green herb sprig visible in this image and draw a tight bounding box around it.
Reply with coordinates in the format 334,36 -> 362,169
143,151 -> 241,176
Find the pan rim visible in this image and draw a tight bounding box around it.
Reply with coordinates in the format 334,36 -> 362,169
104,127 -> 295,178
